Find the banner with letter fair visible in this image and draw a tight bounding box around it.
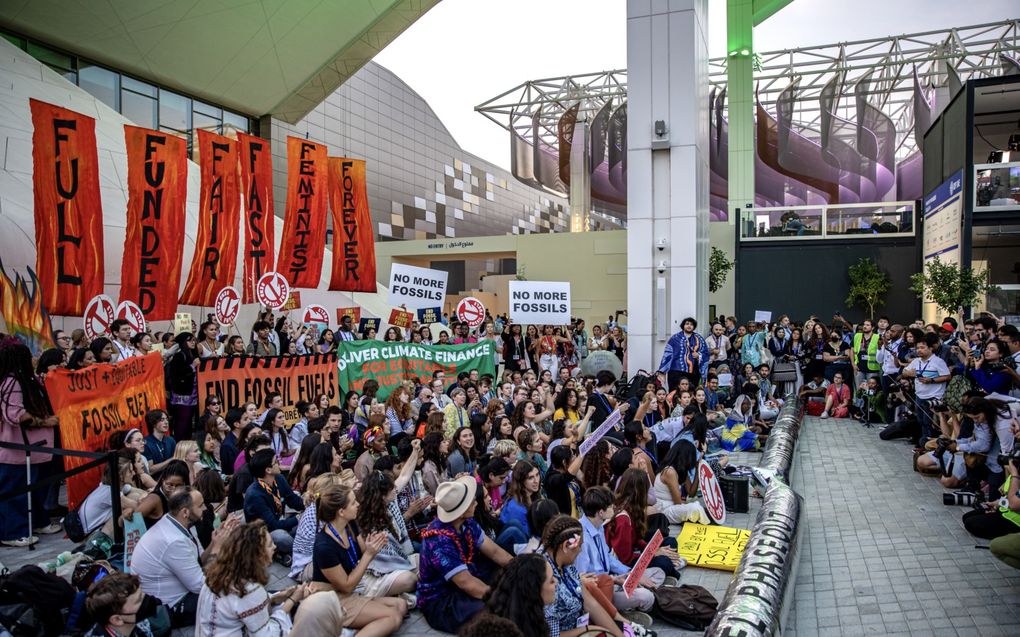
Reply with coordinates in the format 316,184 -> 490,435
337,340 -> 495,399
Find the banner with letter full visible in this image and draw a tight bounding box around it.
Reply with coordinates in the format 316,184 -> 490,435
180,130 -> 241,306
337,340 -> 496,400
29,99 -> 105,316
675,523 -> 750,571
328,158 -> 377,292
45,353 -> 166,509
277,137 -> 328,288
120,125 -> 187,321
508,280 -> 571,325
237,132 -> 276,304
197,354 -> 339,427
388,264 -> 447,309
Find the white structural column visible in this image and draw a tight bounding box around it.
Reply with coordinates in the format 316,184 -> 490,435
626,0 -> 710,373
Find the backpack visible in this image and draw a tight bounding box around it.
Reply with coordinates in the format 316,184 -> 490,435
63,506 -> 88,544
650,584 -> 718,631
0,565 -> 77,637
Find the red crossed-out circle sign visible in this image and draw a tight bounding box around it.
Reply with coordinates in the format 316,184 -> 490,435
303,304 -> 329,325
83,294 -> 116,341
698,460 -> 727,525
456,297 -> 486,328
115,301 -> 146,336
256,272 -> 290,311
214,286 -> 241,326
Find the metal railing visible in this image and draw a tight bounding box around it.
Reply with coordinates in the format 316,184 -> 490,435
740,200 -> 916,241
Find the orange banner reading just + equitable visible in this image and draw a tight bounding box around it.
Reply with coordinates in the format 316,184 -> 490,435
45,353 -> 166,509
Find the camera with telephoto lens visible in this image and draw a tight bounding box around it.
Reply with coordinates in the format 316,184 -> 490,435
933,436 -> 954,458
943,491 -> 978,506
996,448 -> 1020,469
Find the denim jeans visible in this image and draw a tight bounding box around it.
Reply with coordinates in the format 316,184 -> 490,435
0,463 -> 48,541
270,528 -> 294,554
496,520 -> 528,554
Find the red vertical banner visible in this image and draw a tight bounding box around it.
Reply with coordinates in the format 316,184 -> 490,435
120,126 -> 188,321
179,130 -> 240,306
276,137 -> 328,288
29,99 -> 105,315
237,132 -> 275,304
328,158 -> 377,292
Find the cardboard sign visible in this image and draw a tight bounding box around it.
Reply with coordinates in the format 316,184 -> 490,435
83,294 -> 116,341
115,301 -> 146,336
389,309 -> 414,329
508,280 -> 571,324
256,271 -> 290,310
753,310 -> 772,324
417,307 -> 441,324
456,297 -> 486,328
675,523 -> 750,571
281,291 -> 301,312
123,512 -> 147,573
173,312 -> 193,336
624,530 -> 664,597
337,340 -> 496,400
214,286 -> 241,326
699,460 -> 727,524
579,409 -> 623,456
303,304 -> 330,326
388,263 -> 447,309
337,307 -> 362,324
358,317 -> 381,335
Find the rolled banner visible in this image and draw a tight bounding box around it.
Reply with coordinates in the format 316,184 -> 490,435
759,396 -> 804,483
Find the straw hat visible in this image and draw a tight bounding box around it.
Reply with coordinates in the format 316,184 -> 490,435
434,475 -> 477,523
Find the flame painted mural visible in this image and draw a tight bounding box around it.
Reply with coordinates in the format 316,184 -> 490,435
0,260 -> 55,355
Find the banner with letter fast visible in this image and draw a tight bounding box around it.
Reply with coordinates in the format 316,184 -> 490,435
29,99 -> 105,316
328,158 -> 377,292
197,353 -> 339,426
508,280 -> 571,324
120,126 -> 187,321
337,340 -> 495,400
237,132 -> 276,303
180,130 -> 240,306
277,137 -> 328,288
45,353 -> 167,509
388,263 -> 447,309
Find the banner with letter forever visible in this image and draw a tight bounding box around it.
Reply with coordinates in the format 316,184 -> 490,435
237,132 -> 276,304
337,340 -> 495,400
29,99 -> 105,316
388,264 -> 447,309
277,137 -> 328,288
508,280 -> 571,325
328,158 -> 377,292
45,353 -> 166,509
197,354 -> 339,427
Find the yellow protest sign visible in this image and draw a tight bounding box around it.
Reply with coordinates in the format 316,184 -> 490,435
676,523 -> 750,571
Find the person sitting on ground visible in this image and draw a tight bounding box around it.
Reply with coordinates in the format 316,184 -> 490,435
354,420 -> 390,484
499,459 -> 542,538
544,445 -> 585,517
83,572 -> 157,637
288,400 -> 319,449
133,459 -> 191,528
720,389 -> 762,451
481,552 -> 557,637
226,434 -> 271,512
652,441 -> 710,524
243,449 -> 305,563
608,468 -> 685,581
820,371 -> 852,419
850,376 -> 888,424
963,452 -> 1020,541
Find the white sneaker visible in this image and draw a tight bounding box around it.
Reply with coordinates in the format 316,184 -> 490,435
1,536 -> 39,548
34,523 -> 62,535
820,410 -> 829,419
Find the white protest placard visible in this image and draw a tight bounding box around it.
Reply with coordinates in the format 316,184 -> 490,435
388,264 -> 447,310
753,310 -> 772,324
508,280 -> 571,325
579,409 -> 622,456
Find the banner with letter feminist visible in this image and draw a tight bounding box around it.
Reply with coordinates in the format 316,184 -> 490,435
237,132 -> 275,303
197,354 -> 339,427
120,126 -> 187,320
180,130 -> 240,306
337,340 -> 496,400
30,99 -> 105,315
328,158 -> 377,292
45,353 -> 166,508
277,137 -> 328,288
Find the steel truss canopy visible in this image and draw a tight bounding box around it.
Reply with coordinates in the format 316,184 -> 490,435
476,19 -> 1020,214
0,0 -> 440,123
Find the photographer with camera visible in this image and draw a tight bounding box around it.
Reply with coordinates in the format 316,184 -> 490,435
916,397 -> 997,490
901,334 -> 951,446
876,324 -> 905,394
963,448 -> 1020,540
962,339 -> 1016,396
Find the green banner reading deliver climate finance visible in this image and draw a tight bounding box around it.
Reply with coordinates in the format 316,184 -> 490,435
336,340 -> 496,399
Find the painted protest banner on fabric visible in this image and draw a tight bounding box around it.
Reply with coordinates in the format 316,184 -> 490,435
337,340 -> 496,400
45,353 -> 166,508
277,137 -> 328,288
508,280 -> 571,324
675,523 -> 750,571
328,158 -> 377,292
237,132 -> 275,303
180,130 -> 240,306
197,353 -> 339,426
120,126 -> 187,321
388,264 -> 447,309
29,99 -> 105,316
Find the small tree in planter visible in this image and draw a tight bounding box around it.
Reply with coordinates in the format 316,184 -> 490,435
845,257 -> 891,319
908,256 -> 998,316
709,247 -> 734,294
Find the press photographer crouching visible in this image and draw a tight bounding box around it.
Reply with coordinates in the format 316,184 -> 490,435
962,445 -> 1020,541
915,397 -> 1008,492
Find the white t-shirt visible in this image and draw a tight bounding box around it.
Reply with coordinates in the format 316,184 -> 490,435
906,355 -> 950,400
79,483 -> 116,534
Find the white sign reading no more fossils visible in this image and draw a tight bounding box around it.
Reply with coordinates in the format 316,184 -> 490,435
508,280 -> 571,325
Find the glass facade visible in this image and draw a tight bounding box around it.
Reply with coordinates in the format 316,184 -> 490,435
3,29 -> 256,154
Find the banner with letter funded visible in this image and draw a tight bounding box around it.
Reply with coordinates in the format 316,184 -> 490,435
120,125 -> 188,321
277,137 -> 328,288
197,354 -> 339,427
328,158 -> 377,292
30,99 -> 105,316
180,130 -> 240,306
388,264 -> 447,309
45,353 -> 166,508
337,340 -> 495,400
508,280 -> 571,324
237,132 -> 275,303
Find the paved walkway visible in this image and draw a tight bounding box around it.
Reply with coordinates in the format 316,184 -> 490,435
787,415 -> 1020,637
